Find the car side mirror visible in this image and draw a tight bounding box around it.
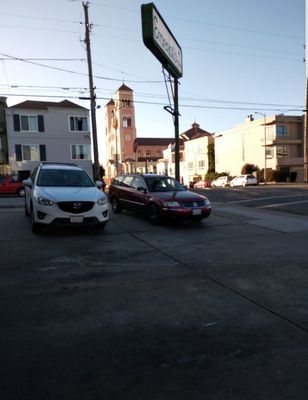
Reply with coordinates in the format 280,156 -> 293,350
23,178 -> 32,188
137,186 -> 147,193
95,180 -> 103,188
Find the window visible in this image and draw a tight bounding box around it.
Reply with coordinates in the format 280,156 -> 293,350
198,160 -> 205,169
14,114 -> 44,132
146,150 -> 151,156
21,115 -> 38,131
15,144 -> 42,161
188,162 -> 194,170
69,116 -> 88,132
125,134 -> 131,141
265,147 -> 274,159
71,144 -> 90,160
121,99 -> 131,107
122,116 -> 131,128
276,145 -> 287,158
132,176 -> 145,190
276,125 -> 288,137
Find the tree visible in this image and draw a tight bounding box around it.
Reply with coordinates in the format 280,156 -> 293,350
241,163 -> 258,174
207,143 -> 215,174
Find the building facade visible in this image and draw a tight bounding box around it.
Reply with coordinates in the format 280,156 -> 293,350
6,100 -> 92,179
104,84 -> 137,179
215,114 -> 304,182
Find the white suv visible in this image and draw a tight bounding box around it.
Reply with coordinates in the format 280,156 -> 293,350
230,174 -> 258,187
211,176 -> 229,188
23,163 -> 109,233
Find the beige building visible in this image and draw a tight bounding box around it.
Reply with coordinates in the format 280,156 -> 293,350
215,114 -> 304,182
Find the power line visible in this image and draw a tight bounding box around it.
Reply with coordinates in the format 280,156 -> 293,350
1,92 -> 304,112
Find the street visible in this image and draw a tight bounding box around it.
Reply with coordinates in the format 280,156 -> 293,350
1,185 -> 308,399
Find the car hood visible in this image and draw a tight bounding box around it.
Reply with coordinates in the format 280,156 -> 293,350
150,190 -> 208,202
36,187 -> 106,202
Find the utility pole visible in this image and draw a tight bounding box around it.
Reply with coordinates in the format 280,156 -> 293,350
305,0 -> 308,182
83,1 -> 100,180
304,78 -> 308,182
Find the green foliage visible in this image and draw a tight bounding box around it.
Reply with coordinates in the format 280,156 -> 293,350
241,163 -> 259,174
207,143 -> 215,174
205,171 -> 229,180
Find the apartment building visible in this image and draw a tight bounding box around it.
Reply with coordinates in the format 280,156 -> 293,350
183,123 -> 214,185
215,114 -> 304,182
6,100 -> 92,179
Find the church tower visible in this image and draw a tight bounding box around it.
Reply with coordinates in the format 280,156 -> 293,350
104,84 -> 136,180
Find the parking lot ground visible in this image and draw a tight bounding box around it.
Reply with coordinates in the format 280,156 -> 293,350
1,206 -> 308,400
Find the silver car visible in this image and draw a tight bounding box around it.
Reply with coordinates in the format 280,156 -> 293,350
23,162 -> 109,233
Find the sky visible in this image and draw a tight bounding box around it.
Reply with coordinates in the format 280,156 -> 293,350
1,0 -> 306,164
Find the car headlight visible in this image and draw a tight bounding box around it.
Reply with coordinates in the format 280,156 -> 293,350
163,201 -> 181,207
204,199 -> 211,207
97,196 -> 108,205
37,196 -> 54,206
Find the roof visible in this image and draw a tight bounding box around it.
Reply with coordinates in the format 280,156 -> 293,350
9,100 -> 88,111
133,137 -> 176,152
105,99 -> 115,106
117,84 -> 133,92
180,122 -> 213,140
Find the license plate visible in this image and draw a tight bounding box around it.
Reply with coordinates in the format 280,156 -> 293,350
192,209 -> 201,215
70,216 -> 84,223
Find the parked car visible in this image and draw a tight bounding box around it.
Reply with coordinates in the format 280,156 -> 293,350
108,173 -> 211,225
211,176 -> 229,188
193,180 -> 211,189
0,175 -> 25,196
23,162 -> 109,233
230,174 -> 258,187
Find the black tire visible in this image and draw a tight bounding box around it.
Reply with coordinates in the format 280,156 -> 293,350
25,198 -> 30,217
18,188 -> 25,197
111,197 -> 122,213
96,222 -> 106,230
148,204 -> 161,225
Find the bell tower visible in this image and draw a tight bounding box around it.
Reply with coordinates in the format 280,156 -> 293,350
104,84 -> 137,179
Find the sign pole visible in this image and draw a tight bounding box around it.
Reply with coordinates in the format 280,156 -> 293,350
174,77 -> 180,182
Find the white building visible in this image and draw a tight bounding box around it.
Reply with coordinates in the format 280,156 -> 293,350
6,100 -> 92,179
215,114 -> 304,182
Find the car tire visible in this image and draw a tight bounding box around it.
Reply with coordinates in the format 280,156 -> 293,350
148,204 -> 161,225
18,188 -> 25,197
111,197 -> 122,213
25,199 -> 30,217
96,222 -> 106,230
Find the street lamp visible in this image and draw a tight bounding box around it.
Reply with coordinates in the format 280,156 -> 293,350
254,112 -> 267,184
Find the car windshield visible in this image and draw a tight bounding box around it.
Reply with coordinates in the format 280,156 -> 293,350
145,176 -> 185,192
37,169 -> 95,187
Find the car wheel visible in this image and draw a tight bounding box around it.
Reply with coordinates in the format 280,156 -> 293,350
111,197 -> 122,213
242,182 -> 246,187
96,222 -> 106,230
18,188 -> 25,197
30,205 -> 41,233
148,204 -> 161,225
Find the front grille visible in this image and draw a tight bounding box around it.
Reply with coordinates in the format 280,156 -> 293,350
52,217 -> 98,225
57,201 -> 94,213
183,200 -> 205,208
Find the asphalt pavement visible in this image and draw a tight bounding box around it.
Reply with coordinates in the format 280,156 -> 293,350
1,196 -> 308,400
